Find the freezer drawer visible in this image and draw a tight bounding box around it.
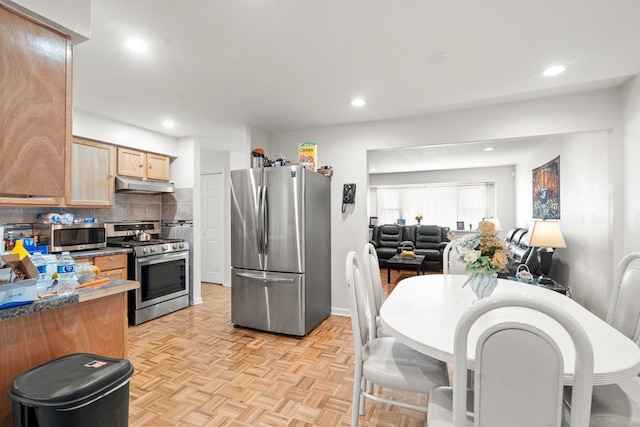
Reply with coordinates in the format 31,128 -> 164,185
231,269 -> 305,336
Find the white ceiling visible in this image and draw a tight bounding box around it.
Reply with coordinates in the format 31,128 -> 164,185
368,137 -> 544,174
72,1 -> 640,166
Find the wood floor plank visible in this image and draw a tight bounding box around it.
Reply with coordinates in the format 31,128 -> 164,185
128,270 -> 431,426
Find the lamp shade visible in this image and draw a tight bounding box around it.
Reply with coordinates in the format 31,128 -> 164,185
528,220 -> 566,248
487,217 -> 502,232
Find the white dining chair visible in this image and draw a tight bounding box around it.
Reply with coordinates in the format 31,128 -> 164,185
606,252 -> 640,345
362,243 -> 389,338
361,243 -> 389,395
345,251 -> 449,427
442,240 -> 466,274
564,252 -> 640,427
428,293 -> 594,427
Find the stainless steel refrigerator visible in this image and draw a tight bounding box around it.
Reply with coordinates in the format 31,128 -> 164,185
230,165 -> 331,336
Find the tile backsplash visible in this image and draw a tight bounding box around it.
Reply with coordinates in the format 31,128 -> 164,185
0,188 -> 194,225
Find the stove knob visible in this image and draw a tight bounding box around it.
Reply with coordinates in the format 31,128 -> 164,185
150,247 -> 157,253
162,244 -> 169,251
180,243 -> 185,249
172,244 -> 178,250
142,247 -> 149,254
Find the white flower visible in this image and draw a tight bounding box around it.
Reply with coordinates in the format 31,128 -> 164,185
450,220 -> 513,277
464,250 -> 480,263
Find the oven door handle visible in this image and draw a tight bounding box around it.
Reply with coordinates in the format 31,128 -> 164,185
135,250 -> 189,266
234,272 -> 295,283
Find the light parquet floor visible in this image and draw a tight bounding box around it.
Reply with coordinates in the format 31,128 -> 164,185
127,269 -> 431,427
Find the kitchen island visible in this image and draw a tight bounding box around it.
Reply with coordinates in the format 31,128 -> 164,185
0,278 -> 139,426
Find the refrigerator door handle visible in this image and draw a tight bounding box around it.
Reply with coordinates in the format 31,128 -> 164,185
262,185 -> 269,254
234,272 -> 296,283
257,185 -> 265,256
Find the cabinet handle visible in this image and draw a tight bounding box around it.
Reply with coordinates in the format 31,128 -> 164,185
109,256 -> 114,262
149,164 -> 153,169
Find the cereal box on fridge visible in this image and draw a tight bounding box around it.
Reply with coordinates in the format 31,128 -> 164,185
298,142 -> 317,172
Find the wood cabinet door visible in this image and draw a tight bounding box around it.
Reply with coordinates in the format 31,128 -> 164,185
117,148 -> 145,178
94,254 -> 128,280
0,6 -> 70,197
0,196 -> 62,206
67,137 -> 116,206
146,153 -> 171,181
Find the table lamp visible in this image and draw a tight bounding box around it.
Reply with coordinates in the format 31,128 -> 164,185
528,220 -> 566,276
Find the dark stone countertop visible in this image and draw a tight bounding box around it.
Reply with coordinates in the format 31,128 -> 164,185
68,247 -> 133,258
0,279 -> 139,322
0,247 -> 136,322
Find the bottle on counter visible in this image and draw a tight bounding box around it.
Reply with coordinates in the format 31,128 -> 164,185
5,231 -> 14,251
56,251 -> 77,296
31,252 -> 48,296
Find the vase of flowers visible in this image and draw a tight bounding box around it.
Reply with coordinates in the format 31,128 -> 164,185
415,213 -> 423,225
450,220 -> 511,300
466,270 -> 499,299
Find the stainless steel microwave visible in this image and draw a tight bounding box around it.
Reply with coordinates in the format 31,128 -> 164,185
33,222 -> 107,253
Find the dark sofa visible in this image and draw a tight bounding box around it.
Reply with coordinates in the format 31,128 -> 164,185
369,224 -> 450,271
503,227 -> 540,276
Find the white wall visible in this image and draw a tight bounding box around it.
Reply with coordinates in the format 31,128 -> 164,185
73,109 -> 179,157
175,137 -> 200,306
249,127 -> 270,155
369,165 -> 516,233
513,131 -> 614,317
269,88 -> 623,315
172,137 -> 196,188
622,75 -> 640,255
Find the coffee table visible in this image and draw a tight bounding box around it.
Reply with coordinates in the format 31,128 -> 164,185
386,254 -> 426,283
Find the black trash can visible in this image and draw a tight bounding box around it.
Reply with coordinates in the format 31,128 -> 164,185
8,353 -> 134,427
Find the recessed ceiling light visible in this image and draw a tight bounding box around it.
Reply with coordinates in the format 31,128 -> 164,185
351,98 -> 367,107
483,147 -> 495,152
126,38 -> 149,54
543,64 -> 567,77
162,120 -> 175,128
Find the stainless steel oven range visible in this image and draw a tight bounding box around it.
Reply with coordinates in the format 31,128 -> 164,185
106,221 -> 190,325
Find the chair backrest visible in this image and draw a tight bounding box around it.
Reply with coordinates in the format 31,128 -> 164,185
415,225 -> 442,250
363,243 -> 384,316
345,252 -> 373,362
607,252 -> 640,344
370,225 -> 382,246
442,240 -> 467,274
452,294 -> 593,427
378,224 -> 403,248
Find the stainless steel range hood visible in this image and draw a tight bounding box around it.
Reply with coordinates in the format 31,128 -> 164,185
115,176 -> 175,194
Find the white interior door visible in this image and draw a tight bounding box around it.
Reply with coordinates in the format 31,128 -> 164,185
201,172 -> 225,284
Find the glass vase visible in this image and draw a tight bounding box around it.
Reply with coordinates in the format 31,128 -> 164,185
467,271 -> 498,300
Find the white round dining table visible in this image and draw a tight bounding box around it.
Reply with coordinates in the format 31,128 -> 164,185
379,274 -> 640,386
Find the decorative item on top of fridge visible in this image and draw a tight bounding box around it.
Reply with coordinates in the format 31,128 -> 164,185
298,142 -> 317,171
317,166 -> 333,177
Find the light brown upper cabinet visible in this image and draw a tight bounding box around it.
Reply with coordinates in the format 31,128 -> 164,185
117,148 -> 170,181
0,6 -> 71,198
146,153 -> 171,181
66,137 -> 116,207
